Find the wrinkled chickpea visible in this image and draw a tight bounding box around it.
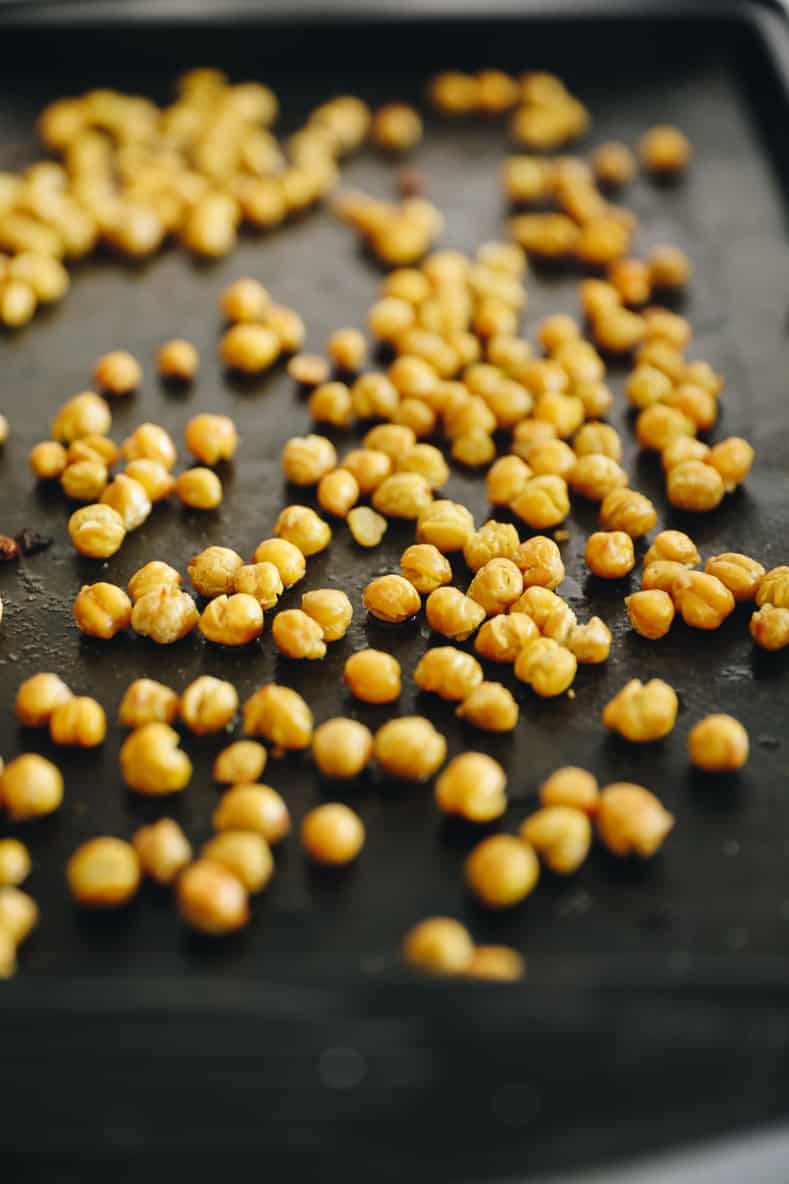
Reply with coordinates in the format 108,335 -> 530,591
599,488 -> 657,538
514,537 -> 564,592
475,613 -> 538,662
127,563 -> 181,606
626,364 -> 673,410
569,455 -> 629,502
50,696 -> 106,747
271,608 -> 325,660
602,678 -> 678,741
0,839 -> 31,887
608,258 -> 651,307
120,722 -> 192,795
118,678 -> 178,728
374,716 -> 446,781
341,448 -> 392,495
184,413 -> 238,466
402,917 -> 474,976
176,467 -> 223,510
274,504 -> 332,555
573,422 -> 622,461
123,422 -> 176,469
220,323 -> 280,372
201,831 -> 273,894
643,530 -> 699,569
282,434 -> 337,486
309,382 -> 354,428
467,557 -> 524,615
540,766 -> 600,814
200,594 -> 264,646
399,543 -> 451,594
301,589 -> 353,641
252,537 -> 306,588
214,738 -> 268,787
397,443 -> 449,489
133,818 -> 192,885
511,587 -> 574,641
93,350 -> 141,396
688,714 -> 749,772
15,672 -> 72,727
704,553 -> 765,603
511,475 -> 570,529
456,680 -> 519,731
362,574 -> 420,624
372,472 -> 433,520
515,637 -> 577,697
750,604 -> 789,651
592,140 -> 636,187
100,474 -> 151,531
665,383 -> 717,432
73,581 -> 132,639
188,546 -> 243,598
464,520 -> 520,571
597,782 -> 674,857
157,338 -> 199,382
642,560 -> 690,596
638,406 -> 696,455
61,458 -> 109,501
568,616 -> 612,664
124,459 -> 176,502
486,455 -> 531,506
30,440 -> 68,480
352,374 -> 400,421
414,647 -> 483,702
707,437 -> 754,491
586,531 -> 635,579
425,587 -> 486,641
524,438 -> 576,479
756,566 -> 789,609
67,837 -> 140,908
343,649 -> 401,704
465,834 -> 539,909
68,502 -> 126,558
435,752 -> 507,822
264,304 -> 305,352
132,586 -> 199,645
176,860 -> 249,935
672,570 -> 735,630
242,683 -> 313,750
179,676 -> 238,735
520,806 -> 591,874
625,589 -> 675,639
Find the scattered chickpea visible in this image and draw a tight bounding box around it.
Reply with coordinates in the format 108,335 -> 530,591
346,505 -> 388,549
586,531 -> 635,579
361,574 -> 420,624
274,504 -> 332,555
73,580 -> 132,640
707,437 -> 754,491
214,740 -> 267,786
301,803 -> 365,866
264,304 -> 305,352
184,413 -> 238,466
133,818 -> 192,885
175,467 -> 222,509
599,488 -> 657,538
372,472 -> 433,520
272,608 -> 325,660
93,350 -> 141,396
220,323 -> 280,372
704,553 -> 765,603
402,916 -> 474,976
602,678 -> 678,742
510,475 -> 570,530
523,438 -> 576,479
414,646 -> 484,702
50,696 -> 106,747
132,586 -> 199,644
1,753 -> 62,821
364,422 -> 416,459
213,783 -> 291,844
100,473 -> 152,531
123,422 -> 176,470
666,459 -> 725,512
649,244 -> 691,289
242,684 -> 313,751
520,806 -> 592,874
15,672 -> 72,727
464,520 -> 520,571
486,455 -> 531,506
568,616 -> 612,664
425,586 -> 486,641
597,783 -> 674,857
750,604 -> 789,651
592,140 -> 636,187
371,103 -> 423,152
200,593 -> 264,646
641,560 -> 689,596
672,569 -> 735,630
539,766 -> 600,814
252,537 -> 306,587
301,589 -> 353,641
176,860 -> 249,935
514,637 -> 577,697
179,676 -> 238,735
325,328 -> 366,372
756,566 -> 789,609
0,838 -> 31,888
465,945 -> 525,982
435,752 -> 507,823
157,339 -> 199,381
289,353 -> 330,387
309,382 -> 355,428
189,546 -> 243,598
688,714 -> 749,773
374,716 -> 446,781
30,440 -> 68,480
665,383 -> 717,432
316,468 -> 359,518
639,125 -> 691,174
118,678 -> 178,728
221,276 -> 269,322
52,392 -> 111,445
61,458 -> 109,501
467,557 -> 524,615
456,680 -> 519,731
343,649 -> 401,704
341,448 -> 392,495
625,589 -> 675,639
474,613 -> 537,663
310,717 -> 372,779
568,455 -> 629,503
68,502 -> 126,558
67,837 -> 140,908
123,459 -> 174,502
465,834 -> 539,909
573,422 -> 622,462
644,530 -> 699,569
201,831 -> 273,894
120,722 -> 192,795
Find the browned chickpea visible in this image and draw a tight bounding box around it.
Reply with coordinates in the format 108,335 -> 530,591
67,837 -> 140,908
118,678 -> 178,728
540,766 -> 600,814
644,530 -> 699,569
362,574 -> 420,624
465,834 -> 539,909
372,472 -> 433,520
688,714 -> 749,772
510,586 -> 572,637
625,589 -> 675,639
704,554 -> 765,603
592,140 -> 636,187
73,582 -> 132,639
122,459 -> 173,503
414,647 -> 483,702
93,350 -> 141,396
179,676 -> 238,735
242,684 -> 313,751
274,504 -> 332,555
639,125 -> 691,174
176,860 -> 249,935
374,716 -> 446,781
416,500 -> 475,552
157,339 -> 199,382
132,818 -> 192,885
640,560 -> 687,597
599,488 -> 657,538
435,752 -> 507,823
1,753 -> 63,820
586,531 -> 635,579
602,678 -> 678,742
297,589 -> 351,642
637,404 -> 696,454
514,637 -> 577,697
626,363 -> 673,410
400,543 -> 452,594
597,780 -> 677,859
402,916 -> 474,976
212,783 -> 290,845
15,673 -> 72,727
750,604 -> 789,651
707,437 -> 754,492
200,594 -> 265,646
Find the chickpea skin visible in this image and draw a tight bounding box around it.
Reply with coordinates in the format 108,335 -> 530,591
120,723 -> 192,795
68,503 -> 126,558
252,538 -> 306,588
597,783 -> 674,857
50,696 -> 106,747
93,350 -> 141,396
465,835 -> 540,909
132,586 -> 199,644
67,837 -> 140,908
688,714 -> 749,772
602,678 -> 678,742
402,917 -> 474,976
343,649 -> 401,703
213,784 -> 291,844
301,803 -> 365,866
539,766 -> 600,814
16,672 -> 72,727
625,590 -> 675,639
179,676 -> 238,735
73,582 -> 132,639
704,554 -> 765,603
176,860 -> 250,935
214,740 -> 267,786
435,752 -> 507,823
274,505 -> 332,556
426,587 -> 486,641
242,684 -> 313,750
374,716 -> 446,781
118,679 -> 178,728
184,413 -> 238,466
520,806 -> 592,874
414,647 -> 483,702
132,818 -> 192,885
400,543 -> 452,594
672,570 -> 735,630
456,681 -> 519,731
750,604 -> 789,651
586,531 -> 636,579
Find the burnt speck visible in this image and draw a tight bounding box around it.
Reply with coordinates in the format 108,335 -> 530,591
0,535 -> 20,562
15,529 -> 53,556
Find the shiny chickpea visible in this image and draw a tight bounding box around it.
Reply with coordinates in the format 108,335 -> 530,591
374,716 -> 446,781
539,766 -> 599,814
756,566 -> 789,609
510,586 -> 572,636
341,448 -> 392,495
465,834 -> 539,909
175,466 -> 222,509
649,244 -> 691,289
510,212 -> 580,258
67,838 -> 140,908
281,434 -> 337,486
573,423 -> 622,462
704,554 -> 765,603
73,581 -> 132,639
341,650 -> 400,707
514,637 -> 577,697
122,422 -> 176,470
200,594 -> 264,646
402,916 -> 474,976
179,676 -> 238,735
412,501 -> 472,553
414,647 -> 483,702
486,455 -> 531,506
688,714 -> 749,773
474,613 -> 537,663
750,604 -> 789,651
264,304 -> 306,352
68,502 -> 126,558
398,543 -> 449,594
362,425 -> 416,463
120,722 -> 192,795
456,680 -> 519,731
157,339 -> 199,382
568,455 -> 629,503
132,586 -> 199,644
93,350 -> 141,396
352,374 -> 400,421
118,678 -> 178,728
640,560 -> 688,597
50,696 -> 106,747
220,276 -> 269,323
220,323 -> 280,372
463,520 -> 520,571
599,488 -> 657,538
603,678 -> 678,742
0,277 -> 36,327
672,570 -> 735,630
467,558 -> 524,615
637,405 -> 696,454
639,124 -> 691,174
272,610 -> 324,661
61,458 -> 108,501
0,839 -> 31,888
643,531 -> 698,569
707,437 -> 754,492
30,440 -> 68,480
524,439 -> 576,479
625,589 -> 675,639
316,468 -> 358,518
274,504 -> 332,555
188,546 -> 243,598
371,472 -> 432,520
15,672 -> 72,727
597,782 -> 674,857
183,413 -> 237,467
435,752 -> 507,823
100,473 -> 151,531
511,475 -> 570,530
362,574 -> 420,624
1,753 -> 62,821
682,360 -> 724,395
212,782 -> 290,845
567,616 -> 612,664
325,328 -> 366,373
252,537 -> 306,588
132,818 -> 192,885
300,589 -> 352,642
242,684 -> 313,752
586,531 -> 635,579
642,306 -> 692,349
214,739 -> 268,788
665,383 -> 717,432
308,718 -> 372,781
122,459 -> 173,502
424,587 -> 485,641
451,430 -> 496,468
176,860 -> 249,935
397,444 -> 448,490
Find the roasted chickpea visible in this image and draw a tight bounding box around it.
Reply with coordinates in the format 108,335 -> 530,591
288,353 -> 330,387
756,566 -> 789,609
397,443 -> 449,489
467,558 -> 524,615
183,413 -> 237,467
649,244 -> 691,289
343,649 -> 401,704
120,722 -> 192,794
67,837 -> 140,908
199,831 -> 273,895
301,803 -> 365,866
341,448 -> 392,495
602,678 -> 678,742
374,715 -> 446,781
1,753 -> 63,820
573,422 -> 622,462
123,422 -> 176,470
688,714 -> 749,772
372,472 -> 433,520
523,438 -> 576,479
750,604 -> 789,651
510,475 -> 570,529
315,468 -> 358,519
132,586 -> 199,644
176,860 -> 249,935
252,538 -> 306,588
157,338 -> 199,381
396,544 -> 450,595
425,587 -> 485,641
30,440 -> 68,480
511,586 -> 574,639
586,531 -> 635,579
568,455 -> 629,503
73,581 -> 132,639
707,437 -> 754,492
665,383 -> 717,432
0,839 -> 31,888
641,560 -> 689,596
638,406 -> 696,456
539,766 -> 599,814
179,676 -> 238,735
361,574 -> 420,624
591,306 -> 645,353
220,276 -> 269,322
672,569 -> 735,630
49,696 -> 106,747
118,678 -> 178,728
352,374 -> 400,420
644,530 -> 699,569
220,323 -> 280,372
15,672 -> 72,727
520,806 -> 591,874
68,502 -> 126,558
175,466 -> 222,509
298,589 -> 351,643
639,124 -> 691,174
242,684 -> 313,750
274,504 -> 332,555
486,455 -> 531,506
309,718 -> 372,780
61,458 -> 108,501
515,637 -> 577,697
567,616 -> 612,664
592,140 -> 636,187
464,945 -> 526,982
93,350 -> 141,396
402,916 -> 474,976
626,364 -> 673,410
625,589 -> 675,639
474,613 -> 538,663
133,818 -> 192,885
463,520 -> 520,571
282,434 -> 337,486
704,553 -> 765,603
682,360 -> 724,396
414,646 -> 483,702
200,594 -> 264,646
100,473 -> 151,531
455,680 -> 518,731
309,382 -> 354,428
597,782 -> 674,856
325,327 -> 367,372
465,834 -> 539,909
211,741 -> 266,787
188,546 -> 243,599
435,752 -> 507,822
599,488 -> 657,538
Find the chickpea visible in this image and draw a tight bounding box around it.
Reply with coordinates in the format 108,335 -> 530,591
323,328 -> 365,374
639,124 -> 691,174
131,585 -> 199,644
93,350 -> 141,396
750,604 -> 789,651
61,458 -> 108,501
626,364 -> 673,410
704,553 -> 765,603
510,212 -> 580,258
644,530 -> 699,569
510,586 -> 571,637
118,678 -> 178,728
371,102 -> 423,152
157,338 -> 199,381
300,803 -> 365,866
451,431 -> 495,468
362,424 -> 416,461
184,412 -> 237,466
474,613 -> 538,663
524,438 -> 576,479
649,244 -> 691,289
271,609 -> 324,660
395,444 -> 447,490
672,570 -> 735,630
50,696 -> 106,747
176,860 -> 249,935
317,469 -> 359,519
568,616 -> 612,664
178,676 -> 237,735
637,405 -> 696,454
264,304 -> 305,352
288,353 -> 330,387
608,258 -> 651,307
30,440 -> 67,480
625,589 -> 675,640
187,546 -> 242,599
575,379 -> 614,419
15,672 -> 71,728
100,474 -> 151,531
122,422 -> 176,470
682,360 -> 724,395
341,448 -> 392,495
307,718 -> 372,781
435,752 -> 507,823
252,537 -> 306,588
200,831 -> 272,895
665,383 -> 717,432
597,783 -> 674,857
0,277 -> 36,327
642,307 -> 692,349
585,531 -> 635,580
343,649 -> 401,704
352,374 -> 400,421
200,594 -> 264,646
662,437 -> 711,472
539,766 -> 599,814
423,587 -> 484,641
175,467 -> 222,510
220,323 -> 280,372
374,716 -> 446,781
301,589 -> 353,642
599,488 -> 657,539
280,435 -> 336,487
68,502 -> 126,558
465,945 -> 525,982
465,834 -> 539,909
220,276 -> 269,322
414,646 -> 484,702
212,784 -> 290,847
511,475 -> 570,529
0,887 -> 37,954
572,423 -> 621,462
66,837 -> 140,908
359,574 -> 418,625
591,306 -> 645,353
402,916 -> 474,976
394,545 -> 449,598
640,560 -> 687,597
242,684 -> 313,751
370,472 -> 432,520
707,437 -> 754,491
568,455 -> 629,503
486,455 -> 531,506
592,140 -> 636,187
274,504 -> 332,555
73,581 -> 132,639
636,339 -> 686,382
347,506 -> 388,549
0,838 -> 30,889
603,678 -> 678,742
1,752 -> 61,820
463,521 -> 519,572
514,637 -> 577,697
519,806 -> 591,875
756,566 -> 789,609
122,459 -> 173,502
688,714 -> 749,773
120,722 -> 192,795
309,382 -> 354,428
467,558 -> 524,616
456,680 -> 519,731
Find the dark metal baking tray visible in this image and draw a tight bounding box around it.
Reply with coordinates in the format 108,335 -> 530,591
2,2 -> 789,1180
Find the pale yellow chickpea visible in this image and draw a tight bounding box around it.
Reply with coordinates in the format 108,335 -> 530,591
402,916 -> 474,976
414,646 -> 483,702
372,472 -> 433,520
465,834 -> 539,909
672,570 -> 735,630
282,435 -> 337,486
301,803 -> 365,866
363,574 -> 421,623
184,413 -> 238,466
597,782 -> 674,857
515,536 -> 565,590
264,304 -> 305,352
586,531 -> 635,579
510,475 -> 570,529
309,382 -> 354,428
118,678 -> 178,728
200,831 -> 273,894
212,741 -> 266,786
539,766 -> 599,814
520,806 -> 591,874
474,613 -> 538,662
15,672 -> 72,727
415,500 -> 475,554
707,437 -> 754,491
363,422 -> 416,459
61,458 -> 109,501
625,589 -> 675,639
220,276 -> 270,322
122,422 -> 176,470
704,554 -> 765,603
756,566 -> 789,609
157,338 -> 199,381
213,784 -> 290,845
123,459 -> 175,502
398,544 -> 451,595
252,537 -> 306,587
73,582 -> 132,639
688,714 -> 748,772
131,586 -> 199,645
93,350 -> 141,396
435,752 -> 507,822
1,753 -> 63,821
515,637 -> 577,697
0,277 -> 34,328
750,604 -> 789,651
486,455 -> 531,506
636,339 -> 686,382
425,587 -> 486,641
0,839 -> 31,888
220,323 -> 280,372
575,380 -> 614,419
467,557 -> 524,616
599,488 -> 657,538
67,837 -> 140,908
341,448 -> 392,495
179,676 -> 238,735
602,678 -> 678,742
50,696 -> 106,747
176,860 -> 249,935
120,722 -> 192,795
242,684 -> 313,751
347,506 -> 388,548
463,520 -> 520,571
456,680 -> 519,731
132,818 -> 192,885
649,244 -> 691,289
568,455 -> 629,503
274,504 -> 332,555
316,468 -> 359,519
175,467 -> 223,510
592,140 -> 636,188
567,616 -> 612,664
643,530 -> 700,569
301,589 -> 353,641
343,649 -> 401,703
352,374 -> 400,421
200,594 -> 264,646
374,716 -> 446,781
288,353 -> 330,386
188,546 -> 243,598
100,474 -> 151,531
573,422 -> 622,461
30,440 -> 68,480
68,502 -> 126,558
310,718 -> 372,780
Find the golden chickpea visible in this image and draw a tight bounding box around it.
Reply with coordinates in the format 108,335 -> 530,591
464,945 -> 525,981
599,488 -> 657,538
374,716 -> 446,781
301,589 -> 353,641
591,306 -> 645,353
73,582 -> 132,639
68,502 -> 126,558
510,212 -> 580,258
511,586 -> 573,637
688,714 -> 749,773
212,784 -> 289,846
100,473 -> 152,531
220,323 -> 280,372
176,860 -> 249,935
707,437 -> 754,491
402,915 -> 474,976
350,375 -> 399,422
640,560 -> 686,597
465,834 -> 539,909
271,608 -> 325,660
398,544 -> 449,594
626,364 -> 673,410
122,459 -> 174,502
540,766 -> 599,814
200,594 -> 264,646
67,837 -> 140,908
435,752 -> 507,823
130,820 -> 192,890
30,440 -> 67,480
0,277 -> 36,327
346,505 -> 388,549
175,467 -> 222,510
252,537 -> 306,588
450,431 -> 496,468
457,680 -> 519,731
361,574 -> 420,624
672,570 -> 735,630
131,585 -> 199,644
756,566 -> 789,609
567,616 -> 612,664
0,838 -> 31,888
394,442 -> 446,488
15,673 -> 72,727
50,696 -> 106,747
665,383 -> 717,432
572,423 -> 621,462
423,587 -> 485,641
473,613 -> 537,663
643,530 -> 699,569
1,752 -> 62,821
288,353 -> 330,386
637,405 -> 696,454
118,678 -> 178,729
264,304 -> 305,352
520,806 -> 591,875
157,338 -> 199,381
282,434 -> 337,486
178,676 -> 238,736
122,422 -> 176,470
625,589 -> 675,639
639,124 -> 691,174
242,684 -> 313,751
93,350 -> 141,396
642,306 -> 692,349
341,448 -> 392,496
467,558 -> 524,616
370,472 -> 432,521
342,649 -> 401,704
220,276 -> 270,323
301,803 -> 365,866
514,637 -> 577,697
414,646 -> 483,702
363,424 -> 417,462
511,475 -> 570,529
608,258 -> 651,307
316,469 -> 359,519
568,455 -> 629,503
0,887 -> 37,958
214,739 -> 267,787
750,604 -> 789,651
636,339 -> 686,382
649,244 -> 691,289
274,504 -> 332,555
200,831 -> 273,895
324,328 -> 365,373
524,439 -> 576,479
188,546 -> 243,599
120,722 -> 192,795
61,458 -> 109,501
463,521 -> 519,572
662,438 -> 710,472
704,554 -> 765,603
486,455 -> 531,506
575,379 -> 614,419
183,413 -> 237,467
309,382 -> 354,428
586,531 -> 635,579
682,360 -> 724,395
597,783 -> 674,857
371,102 -> 423,152
592,140 -> 636,187
603,678 -> 678,742
308,718 -> 372,781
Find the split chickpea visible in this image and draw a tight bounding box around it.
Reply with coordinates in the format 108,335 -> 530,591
242,684 -> 313,750
120,723 -> 192,794
118,678 -> 178,727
